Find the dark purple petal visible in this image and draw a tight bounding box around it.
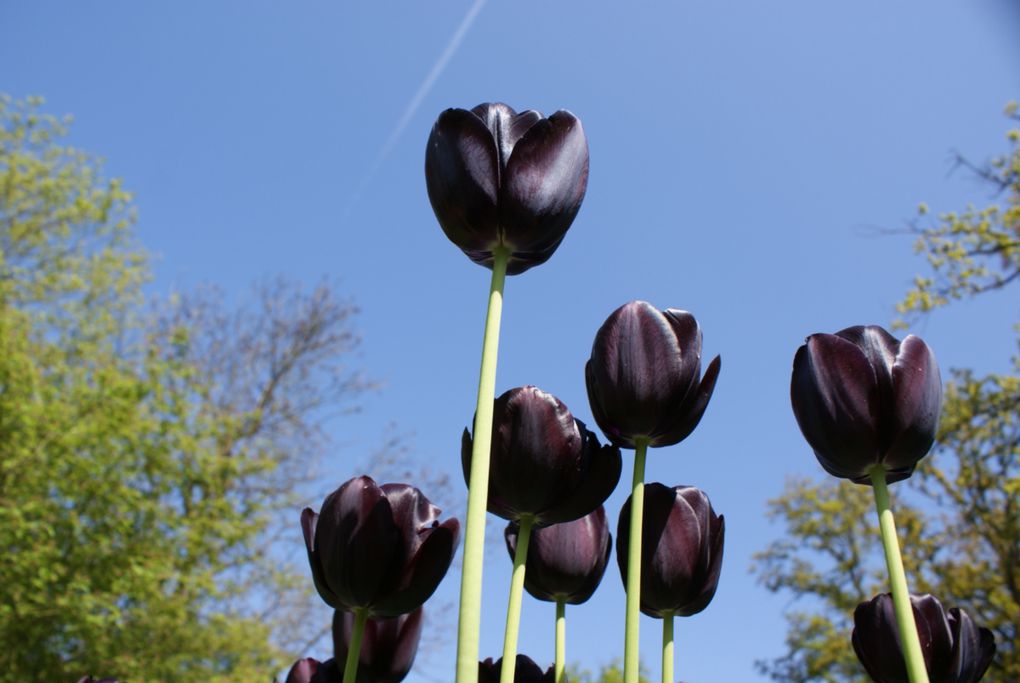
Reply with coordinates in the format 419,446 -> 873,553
541,437 -> 622,525
471,102 -> 542,176
653,354 -> 721,447
478,656 -> 555,683
884,335 -> 942,471
947,608 -> 996,683
499,110 -> 588,274
318,477 -> 402,610
302,508 -> 339,607
284,658 -> 322,683
372,518 -> 459,617
791,333 -> 883,482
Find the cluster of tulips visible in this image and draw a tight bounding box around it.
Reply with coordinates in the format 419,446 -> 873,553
80,103 -> 997,683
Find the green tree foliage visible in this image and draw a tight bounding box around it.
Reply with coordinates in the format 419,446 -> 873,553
567,660 -> 652,683
754,103 -> 1020,682
0,95 -> 368,682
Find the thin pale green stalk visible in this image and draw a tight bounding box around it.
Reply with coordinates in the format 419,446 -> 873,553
624,439 -> 649,683
343,608 -> 368,683
661,613 -> 674,683
500,516 -> 534,683
456,247 -> 510,683
555,599 -> 566,683
869,465 -> 930,683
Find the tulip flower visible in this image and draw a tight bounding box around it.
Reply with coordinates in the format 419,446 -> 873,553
462,386 -> 622,526
585,301 -> 721,451
478,656 -> 555,683
791,325 -> 942,485
852,593 -> 996,683
505,507 -> 612,682
463,386 -> 621,683
302,476 -> 459,682
333,607 -> 423,683
586,301 -> 720,683
791,324 -> 943,683
617,484 -> 724,683
425,102 -> 589,276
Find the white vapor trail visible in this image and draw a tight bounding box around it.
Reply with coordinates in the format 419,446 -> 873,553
344,0 -> 487,215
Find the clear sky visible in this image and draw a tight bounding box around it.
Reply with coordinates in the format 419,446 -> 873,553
2,1 -> 1018,681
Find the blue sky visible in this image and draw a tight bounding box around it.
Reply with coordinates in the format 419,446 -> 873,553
2,1 -> 1017,681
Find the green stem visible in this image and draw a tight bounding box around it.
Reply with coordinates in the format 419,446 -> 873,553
869,466 -> 930,683
555,599 -> 566,683
456,248 -> 509,683
624,440 -> 649,683
662,613 -> 674,683
500,516 -> 534,683
343,608 -> 368,683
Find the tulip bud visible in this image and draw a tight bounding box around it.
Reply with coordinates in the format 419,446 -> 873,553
616,484 -> 724,617
333,607 -> 423,683
791,325 -> 942,484
504,506 -> 612,605
301,476 -> 460,617
478,655 -> 555,683
462,386 -> 622,525
425,102 -> 589,275
283,658 -> 329,683
586,301 -> 721,449
852,593 -> 996,683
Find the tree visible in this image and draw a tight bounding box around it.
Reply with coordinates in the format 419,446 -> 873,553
753,103 -> 1020,681
0,95 -> 370,681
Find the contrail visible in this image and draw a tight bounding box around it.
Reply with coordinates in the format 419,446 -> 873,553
344,0 -> 487,215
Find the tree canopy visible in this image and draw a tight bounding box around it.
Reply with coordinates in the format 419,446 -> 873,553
753,103 -> 1020,681
0,95 -> 367,681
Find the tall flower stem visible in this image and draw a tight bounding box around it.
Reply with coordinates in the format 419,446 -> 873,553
661,613 -> 674,683
555,599 -> 566,683
343,608 -> 368,683
456,247 -> 510,683
869,465 -> 929,683
500,516 -> 534,683
624,439 -> 649,683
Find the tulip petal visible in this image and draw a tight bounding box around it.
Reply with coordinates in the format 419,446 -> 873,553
373,518 -> 459,617
948,607 -> 996,683
425,107 -> 500,264
791,334 -> 883,482
302,508 -> 339,607
499,111 -> 589,274
471,103 -> 542,175
541,437 -> 622,525
653,354 -> 721,447
334,608 -> 423,683
319,477 -> 402,610
884,335 -> 941,472
284,657 -> 321,683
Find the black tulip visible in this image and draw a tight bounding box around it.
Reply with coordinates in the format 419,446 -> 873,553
616,484 -> 724,618
301,476 -> 460,617
284,658 -> 324,683
333,607 -> 423,683
586,301 -> 721,449
504,506 -> 612,605
852,593 -> 996,683
425,102 -> 589,275
462,386 -> 622,525
791,325 -> 942,485
478,655 -> 555,683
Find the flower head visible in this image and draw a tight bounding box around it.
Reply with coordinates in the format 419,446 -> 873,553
852,593 -> 996,683
791,325 -> 942,484
425,102 -> 589,275
586,301 -> 720,449
462,386 -> 621,525
616,484 -> 724,618
333,608 -> 422,683
301,476 -> 460,617
504,505 -> 612,605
